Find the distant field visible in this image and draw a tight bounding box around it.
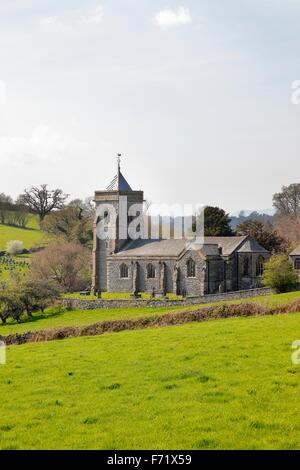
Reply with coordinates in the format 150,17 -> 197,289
1,290 -> 300,337
0,215 -> 46,251
0,254 -> 31,281
1,312 -> 300,449
0,215 -> 46,282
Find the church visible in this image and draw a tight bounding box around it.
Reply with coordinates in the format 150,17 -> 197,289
92,163 -> 270,297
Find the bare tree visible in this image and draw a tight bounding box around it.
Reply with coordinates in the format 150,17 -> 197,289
273,184 -> 300,217
0,193 -> 13,224
68,197 -> 95,220
28,240 -> 92,292
18,185 -> 69,221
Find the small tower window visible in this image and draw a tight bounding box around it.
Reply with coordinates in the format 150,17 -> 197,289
256,256 -> 265,276
243,257 -> 250,276
120,264 -> 129,279
147,264 -> 156,279
187,259 -> 196,278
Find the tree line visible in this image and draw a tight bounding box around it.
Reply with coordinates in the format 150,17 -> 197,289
197,183 -> 300,255
3,181 -> 300,254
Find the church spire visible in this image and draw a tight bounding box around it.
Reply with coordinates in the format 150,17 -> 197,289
106,154 -> 133,192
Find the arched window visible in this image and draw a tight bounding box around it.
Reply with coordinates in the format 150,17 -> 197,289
243,257 -> 250,276
256,256 -> 265,276
120,264 -> 129,279
147,264 -> 156,279
295,259 -> 300,270
187,258 -> 196,278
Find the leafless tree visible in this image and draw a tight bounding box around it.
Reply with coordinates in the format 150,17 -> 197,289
18,185 -> 69,221
273,183 -> 300,217
28,240 -> 92,292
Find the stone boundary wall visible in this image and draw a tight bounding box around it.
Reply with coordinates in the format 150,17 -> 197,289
63,288 -> 274,311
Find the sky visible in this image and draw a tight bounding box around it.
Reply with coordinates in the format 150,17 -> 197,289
0,0 -> 300,214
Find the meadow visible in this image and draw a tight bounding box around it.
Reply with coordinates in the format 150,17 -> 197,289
0,216 -> 46,282
1,217 -> 300,450
0,215 -> 45,251
1,290 -> 300,336
1,311 -> 300,450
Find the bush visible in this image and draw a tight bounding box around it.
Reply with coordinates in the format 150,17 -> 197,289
0,279 -> 61,324
28,240 -> 92,292
6,240 -> 24,256
0,289 -> 24,324
19,279 -> 61,315
262,255 -> 299,293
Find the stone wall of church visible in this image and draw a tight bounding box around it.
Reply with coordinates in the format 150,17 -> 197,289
107,259 -> 177,294
106,251 -> 270,296
107,251 -> 207,296
94,191 -> 144,293
177,251 -> 206,296
237,252 -> 270,290
107,259 -> 133,293
204,259 -> 226,295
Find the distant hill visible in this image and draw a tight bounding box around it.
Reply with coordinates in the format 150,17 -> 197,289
230,211 -> 274,229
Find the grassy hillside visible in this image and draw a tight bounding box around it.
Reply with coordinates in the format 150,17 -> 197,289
0,215 -> 45,251
0,215 -> 46,282
1,290 -> 300,336
0,254 -> 30,281
1,312 -> 300,450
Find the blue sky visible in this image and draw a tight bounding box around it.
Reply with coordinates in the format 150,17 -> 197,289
0,0 -> 300,213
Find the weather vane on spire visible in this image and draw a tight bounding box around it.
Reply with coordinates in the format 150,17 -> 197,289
117,153 -> 122,172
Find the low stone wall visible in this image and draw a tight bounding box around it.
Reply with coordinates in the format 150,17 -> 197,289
63,287 -> 274,311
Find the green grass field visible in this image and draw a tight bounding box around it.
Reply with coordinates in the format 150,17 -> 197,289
0,215 -> 45,251
0,254 -> 31,281
1,291 -> 300,337
1,311 -> 300,450
0,215 -> 46,282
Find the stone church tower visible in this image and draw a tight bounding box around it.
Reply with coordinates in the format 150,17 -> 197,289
92,159 -> 144,293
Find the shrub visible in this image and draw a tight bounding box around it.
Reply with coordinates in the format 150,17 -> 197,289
19,279 -> 61,315
28,240 -> 92,292
262,255 -> 299,293
0,279 -> 61,324
6,240 -> 24,256
0,290 -> 24,324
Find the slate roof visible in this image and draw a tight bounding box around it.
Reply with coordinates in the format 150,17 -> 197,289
237,237 -> 269,254
204,236 -> 248,256
106,169 -> 133,192
111,238 -> 188,258
109,236 -> 268,259
290,245 -> 300,257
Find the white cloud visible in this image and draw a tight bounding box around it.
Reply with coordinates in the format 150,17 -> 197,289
77,5 -> 104,25
39,4 -> 104,28
155,6 -> 192,30
0,125 -> 88,166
